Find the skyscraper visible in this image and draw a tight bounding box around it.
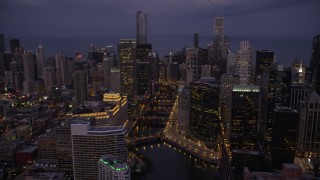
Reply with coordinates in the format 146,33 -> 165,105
118,39 -> 137,102
186,48 -> 200,81
264,64 -> 291,152
55,53 -> 67,86
43,67 -> 54,92
136,44 -> 152,96
193,32 -> 199,49
73,70 -> 88,105
22,51 -> 36,94
230,85 -> 260,150
10,39 -> 20,54
255,50 -> 274,78
103,53 -> 111,89
71,121 -> 126,180
189,78 -> 220,144
220,75 -> 240,142
226,49 -> 236,75
290,84 -> 312,110
271,107 -> 299,169
235,40 -> 253,85
208,17 -> 228,81
136,61 -> 151,96
291,60 -> 306,84
213,17 -> 224,39
0,34 -> 4,53
136,11 -> 147,45
178,84 -> 190,135
298,92 -> 320,157
0,34 -> 5,79
310,35 -> 320,94
136,44 -> 152,62
36,44 -> 45,78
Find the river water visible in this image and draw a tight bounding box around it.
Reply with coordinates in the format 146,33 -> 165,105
138,142 -> 221,180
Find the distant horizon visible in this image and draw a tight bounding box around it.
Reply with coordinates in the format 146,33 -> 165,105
2,35 -> 313,65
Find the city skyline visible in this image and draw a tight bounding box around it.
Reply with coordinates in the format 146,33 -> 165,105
1,1 -> 320,179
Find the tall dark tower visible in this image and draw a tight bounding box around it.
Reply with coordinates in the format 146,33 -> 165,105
310,35 -> 320,93
136,11 -> 147,45
0,34 -> 5,53
255,50 -> 274,78
230,85 -> 260,150
118,39 -> 137,102
10,39 -> 20,54
0,34 -> 5,78
264,64 -> 292,152
208,17 -> 228,81
193,32 -> 199,49
271,107 -> 299,169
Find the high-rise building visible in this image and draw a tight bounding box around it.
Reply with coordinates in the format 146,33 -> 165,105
103,53 -> 111,89
0,34 -> 5,78
179,63 -> 193,85
220,75 -> 240,142
55,54 -> 67,86
43,67 -> 54,92
291,60 -> 306,84
255,50 -> 274,78
118,39 -> 137,102
226,50 -> 236,75
198,48 -> 208,66
136,11 -> 147,44
111,68 -> 120,92
189,78 -> 220,144
310,34 -> 320,89
264,64 -> 291,152
298,91 -> 320,157
0,34 -> 4,53
290,84 -> 312,110
71,121 -> 126,180
73,70 -> 88,105
22,51 -> 35,82
0,53 -> 5,79
186,48 -> 200,81
136,61 -> 151,96
38,129 -> 57,160
213,17 -> 224,39
148,52 -> 160,82
230,85 -> 260,150
36,44 -> 45,78
208,17 -> 228,81
56,121 -> 73,177
193,32 -> 199,49
136,44 -> 152,62
235,41 -> 253,85
201,64 -> 211,78
271,107 -> 299,169
22,51 -> 36,94
10,39 -> 20,54
178,84 -> 190,135
98,155 -> 130,180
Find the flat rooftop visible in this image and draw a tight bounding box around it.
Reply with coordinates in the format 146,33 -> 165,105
17,146 -> 38,153
99,155 -> 129,172
90,126 -> 124,132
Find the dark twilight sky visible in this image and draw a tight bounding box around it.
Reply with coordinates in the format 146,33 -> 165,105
0,0 -> 320,63
1,0 -> 319,39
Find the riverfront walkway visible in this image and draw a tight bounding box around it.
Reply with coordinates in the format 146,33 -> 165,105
162,96 -> 221,164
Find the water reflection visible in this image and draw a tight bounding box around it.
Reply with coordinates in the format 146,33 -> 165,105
137,142 -> 221,180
